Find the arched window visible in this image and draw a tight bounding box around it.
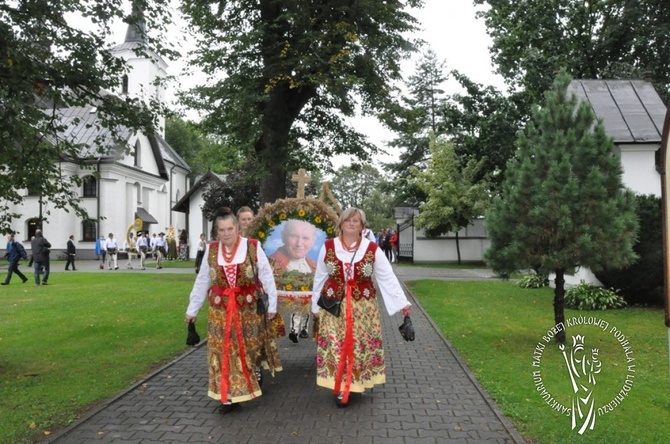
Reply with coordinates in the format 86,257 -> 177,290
82,220 -> 97,242
83,176 -> 97,197
26,218 -> 40,240
134,140 -> 141,167
122,74 -> 129,94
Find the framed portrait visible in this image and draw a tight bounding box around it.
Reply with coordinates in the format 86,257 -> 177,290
248,198 -> 339,315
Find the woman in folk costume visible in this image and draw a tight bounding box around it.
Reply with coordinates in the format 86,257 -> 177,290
185,208 -> 282,413
311,207 -> 411,408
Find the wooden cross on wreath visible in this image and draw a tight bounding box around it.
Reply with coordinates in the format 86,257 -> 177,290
291,168 -> 311,198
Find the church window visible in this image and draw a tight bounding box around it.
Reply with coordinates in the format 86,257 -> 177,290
83,176 -> 97,197
134,140 -> 141,167
82,220 -> 97,242
122,74 -> 129,94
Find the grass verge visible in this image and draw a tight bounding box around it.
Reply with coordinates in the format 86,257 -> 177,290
408,280 -> 670,444
0,272 -> 203,444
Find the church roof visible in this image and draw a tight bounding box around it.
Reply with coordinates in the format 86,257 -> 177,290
49,102 -> 189,178
568,79 -> 666,144
172,171 -> 227,213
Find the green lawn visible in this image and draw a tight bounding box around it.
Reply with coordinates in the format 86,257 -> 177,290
0,272 -> 203,444
409,280 -> 670,444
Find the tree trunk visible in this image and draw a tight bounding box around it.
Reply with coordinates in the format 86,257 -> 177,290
455,231 -> 462,265
259,165 -> 287,204
553,268 -> 567,344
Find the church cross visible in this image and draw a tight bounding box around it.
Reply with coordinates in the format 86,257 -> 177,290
291,168 -> 311,198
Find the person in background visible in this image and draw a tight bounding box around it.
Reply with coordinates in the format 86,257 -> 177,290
382,228 -> 393,262
195,233 -> 206,274
122,232 -> 136,269
390,229 -> 399,263
311,208 -> 411,408
362,223 -> 376,242
105,233 -> 119,270
185,208 -> 282,414
154,232 -> 167,269
65,234 -> 77,270
31,229 -> 51,285
237,206 -> 255,237
136,231 -> 150,270
95,235 -> 106,267
2,233 -> 28,284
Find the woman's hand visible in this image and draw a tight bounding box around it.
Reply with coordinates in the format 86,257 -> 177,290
185,315 -> 196,324
401,304 -> 411,316
268,312 -> 276,320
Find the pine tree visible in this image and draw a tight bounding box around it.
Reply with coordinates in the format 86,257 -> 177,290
485,71 -> 638,343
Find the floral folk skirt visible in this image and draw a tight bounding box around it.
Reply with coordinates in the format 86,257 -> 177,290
315,296 -> 386,394
206,303 -> 282,403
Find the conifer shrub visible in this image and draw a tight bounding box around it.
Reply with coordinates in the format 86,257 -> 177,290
565,280 -> 627,310
594,195 -> 663,306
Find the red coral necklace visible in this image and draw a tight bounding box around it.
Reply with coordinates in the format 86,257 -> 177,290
340,235 -> 361,253
222,236 -> 241,263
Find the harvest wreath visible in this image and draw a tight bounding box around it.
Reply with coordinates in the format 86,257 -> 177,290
248,198 -> 339,315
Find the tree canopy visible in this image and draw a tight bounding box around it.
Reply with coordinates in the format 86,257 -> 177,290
0,0 -> 175,232
474,0 -> 670,102
485,71 -> 638,342
179,0 -> 423,204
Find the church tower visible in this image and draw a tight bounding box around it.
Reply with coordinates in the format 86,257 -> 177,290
110,7 -> 168,136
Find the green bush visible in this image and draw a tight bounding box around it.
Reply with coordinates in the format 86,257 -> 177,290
594,194 -> 664,306
565,280 -> 627,310
516,273 -> 549,288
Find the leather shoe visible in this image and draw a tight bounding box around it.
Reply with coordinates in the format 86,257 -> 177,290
22,279 -> 28,284
288,332 -> 299,343
1,282 -> 8,285
335,392 -> 348,408
218,402 -> 237,414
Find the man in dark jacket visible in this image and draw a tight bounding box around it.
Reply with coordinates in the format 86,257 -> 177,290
65,234 -> 77,271
30,229 -> 51,285
2,233 -> 28,285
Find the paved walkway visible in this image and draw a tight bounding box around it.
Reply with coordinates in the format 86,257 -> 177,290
45,263 -> 525,444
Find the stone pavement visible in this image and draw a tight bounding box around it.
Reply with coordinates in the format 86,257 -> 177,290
46,264 -> 525,444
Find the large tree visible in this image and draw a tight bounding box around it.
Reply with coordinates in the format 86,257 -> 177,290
179,0 -> 422,204
0,1 -> 175,232
412,136 -> 490,264
441,71 -> 525,192
329,164 -> 395,230
474,0 -> 670,102
383,49 -> 449,174
485,72 -> 638,343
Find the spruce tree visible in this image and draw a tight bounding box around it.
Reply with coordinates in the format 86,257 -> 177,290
485,71 -> 638,343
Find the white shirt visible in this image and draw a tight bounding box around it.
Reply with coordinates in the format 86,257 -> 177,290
362,228 -> 376,243
311,237 -> 410,316
154,236 -> 167,250
105,237 -> 118,250
186,238 -> 278,316
136,236 -> 149,249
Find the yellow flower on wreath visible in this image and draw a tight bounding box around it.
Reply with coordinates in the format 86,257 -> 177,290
279,212 -> 287,220
285,283 -> 294,291
268,220 -> 276,227
300,285 -> 309,292
298,209 -> 306,217
326,227 -> 334,234
314,216 -> 322,224
258,231 -> 266,239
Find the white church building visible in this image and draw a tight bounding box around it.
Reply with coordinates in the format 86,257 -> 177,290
7,18 -> 190,259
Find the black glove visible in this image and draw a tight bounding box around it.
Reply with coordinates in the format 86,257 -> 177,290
186,321 -> 200,346
398,315 -> 415,342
